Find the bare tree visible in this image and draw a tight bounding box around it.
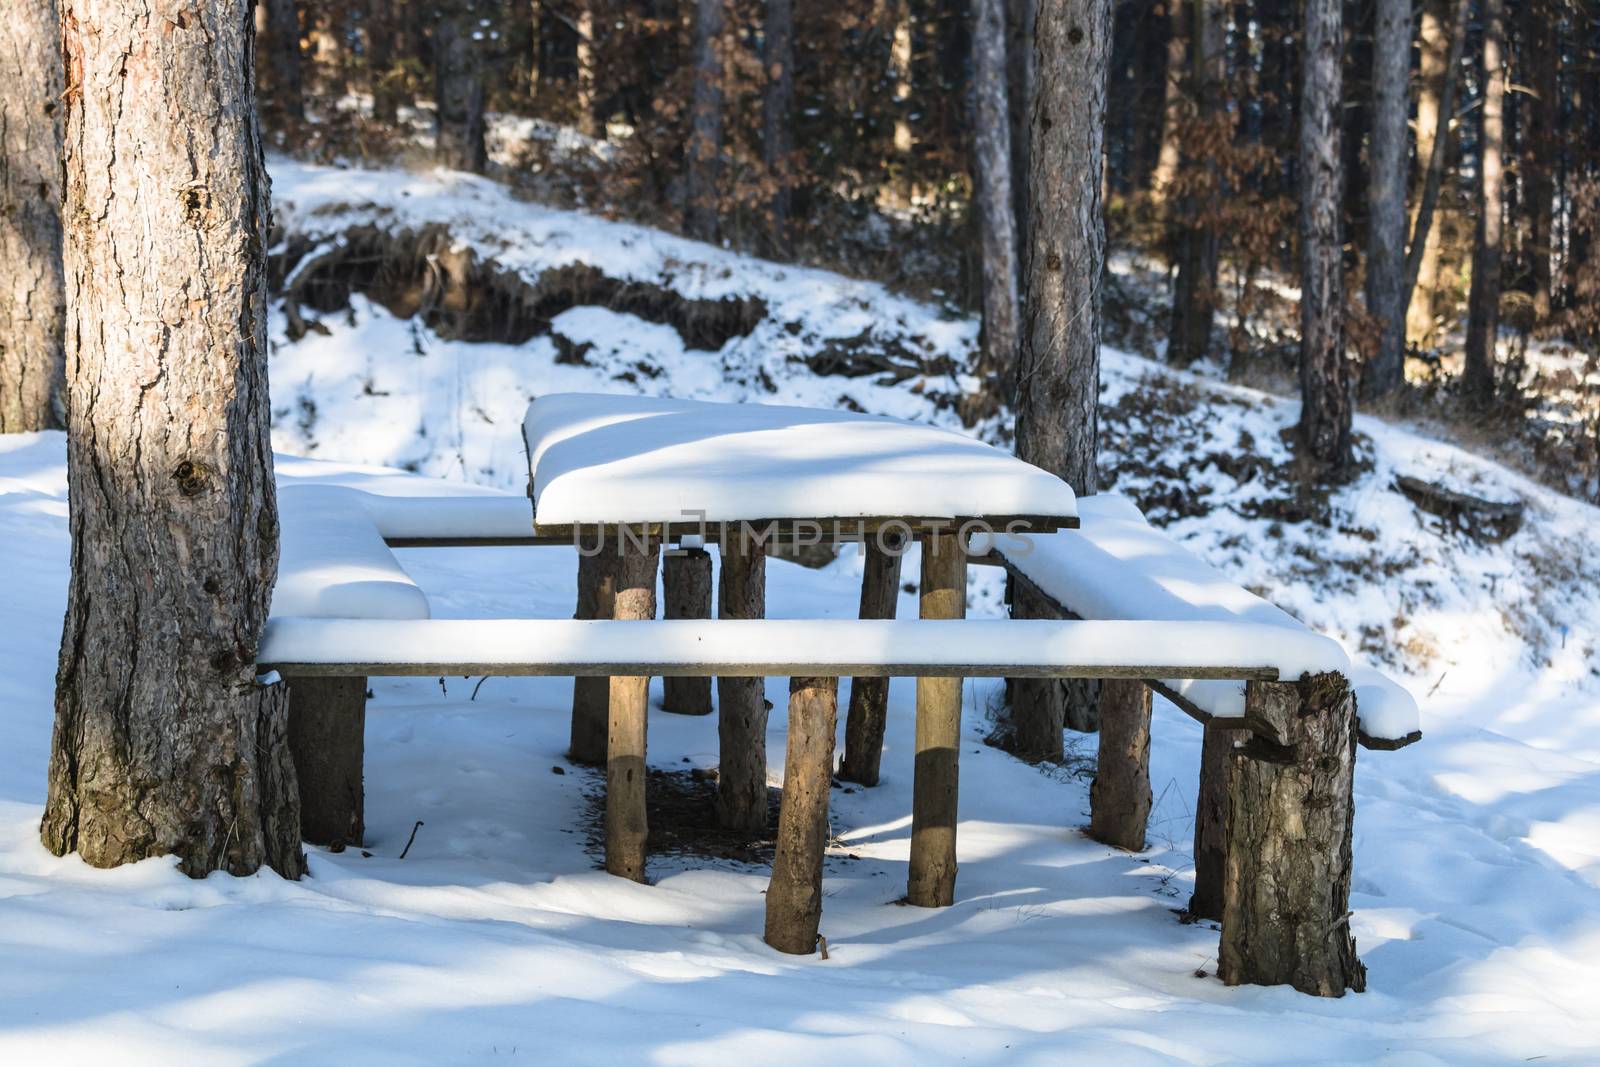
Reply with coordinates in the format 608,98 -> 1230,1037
42,0 -> 302,878
1463,0 -> 1506,404
1167,0 -> 1224,367
0,0 -> 65,433
435,0 -> 488,173
971,0 -> 1021,406
1362,0 -> 1411,397
762,0 -> 795,255
685,0 -> 727,242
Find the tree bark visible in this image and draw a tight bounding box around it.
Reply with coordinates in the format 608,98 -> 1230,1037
1520,0 -> 1556,321
1007,578 -> 1066,761
839,537 -> 904,786
575,2 -> 598,138
1187,720 -> 1243,920
716,527 -> 769,832
1015,0 -> 1110,496
1087,679 -> 1151,851
661,547 -> 713,715
262,0 -> 304,123
570,548 -> 616,764
367,0 -> 398,123
1295,0 -> 1351,474
1005,0 -> 1035,238
1361,0 -> 1411,398
0,0 -> 66,433
605,535 -> 660,882
762,0 -> 795,256
42,0 -> 302,879
1167,0 -> 1224,368
287,676 -> 367,847
685,0 -> 727,242
971,0 -> 1022,409
1463,0 -> 1506,405
1404,0 -> 1468,344
764,675 -> 839,955
435,0 -> 488,173
907,533 -> 966,908
1219,676 -> 1366,996
1147,0 -> 1187,201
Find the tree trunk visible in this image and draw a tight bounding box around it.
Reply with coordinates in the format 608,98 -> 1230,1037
685,0 -> 726,242
971,0 -> 1022,410
1087,679 -> 1151,851
891,0 -> 915,165
1521,0 -> 1556,321
1015,0 -> 1110,496
839,537 -> 904,786
1006,578 -> 1066,761
762,0 -> 795,256
1361,0 -> 1411,398
1148,0 -> 1187,201
287,676 -> 367,847
764,675 -> 839,955
907,533 -> 967,908
42,0 -> 302,880
435,0 -> 488,173
716,527 -> 769,833
1219,677 -> 1366,996
1167,0 -> 1224,368
1295,0 -> 1351,474
570,548 -> 616,764
1463,0 -> 1506,405
1005,0 -> 1035,237
661,547 -> 714,715
262,0 -> 304,123
575,3 -> 598,138
1187,720 -> 1243,920
604,535 -> 660,882
0,0 -> 66,433
368,0 -> 398,123
1404,0 -> 1468,345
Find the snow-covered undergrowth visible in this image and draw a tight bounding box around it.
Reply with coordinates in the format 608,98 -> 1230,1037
2,159 -> 1599,1062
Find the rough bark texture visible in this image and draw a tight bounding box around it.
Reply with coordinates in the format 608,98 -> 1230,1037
287,676 -> 367,847
604,536 -> 660,882
570,548 -> 617,764
838,537 -> 904,786
1005,0 -> 1035,237
434,0 -> 487,174
0,0 -> 66,433
1362,0 -> 1411,397
1087,679 -> 1151,851
1463,0 -> 1506,405
1219,676 -> 1366,996
761,0 -> 794,256
907,533 -> 967,908
1015,0 -> 1109,496
43,0 -> 303,879
684,0 -> 726,242
1148,0 -> 1186,201
1167,0 -> 1225,368
1187,720 -> 1244,920
1405,0 -> 1464,346
1521,0 -> 1556,321
262,0 -> 304,122
716,528 -> 769,832
764,675 -> 839,955
1295,0 -> 1351,474
1007,579 -> 1066,761
971,0 -> 1021,409
661,547 -> 713,715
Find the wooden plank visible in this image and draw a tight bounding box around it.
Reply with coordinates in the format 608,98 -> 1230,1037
259,660 -> 1284,680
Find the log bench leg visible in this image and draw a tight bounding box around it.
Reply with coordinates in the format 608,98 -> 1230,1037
908,532 -> 966,907
571,549 -> 617,765
1189,720 -> 1246,921
605,535 -> 660,882
287,675 -> 367,848
662,547 -> 714,715
716,528 -> 769,833
1219,676 -> 1367,996
764,676 -> 840,954
1088,679 -> 1152,851
839,535 -> 903,786
1005,578 -> 1066,762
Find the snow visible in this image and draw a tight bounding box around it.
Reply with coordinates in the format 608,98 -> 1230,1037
274,486 -> 431,620
259,617 -> 1338,679
522,393 -> 1077,525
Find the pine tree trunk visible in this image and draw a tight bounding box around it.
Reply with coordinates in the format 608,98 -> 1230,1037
1521,0 -> 1556,320
262,0 -> 304,123
716,527 -> 769,832
0,0 -> 66,433
762,0 -> 795,256
575,3 -> 598,138
839,536 -> 904,786
1295,0 -> 1351,474
1167,0 -> 1224,367
1463,0 -> 1506,405
763,675 -> 839,954
42,0 -> 302,880
1015,0 -> 1110,496
685,0 -> 726,242
971,0 -> 1021,406
1148,0 -> 1188,201
1405,0 -> 1451,345
1362,0 -> 1411,397
1005,0 -> 1035,237
435,0 -> 488,173
368,0 -> 398,123
661,547 -> 713,715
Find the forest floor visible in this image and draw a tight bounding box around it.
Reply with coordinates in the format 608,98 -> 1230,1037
1,157 -> 1598,1063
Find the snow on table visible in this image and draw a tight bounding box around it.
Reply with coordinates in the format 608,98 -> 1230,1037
274,486 -> 431,620
521,393 -> 1079,527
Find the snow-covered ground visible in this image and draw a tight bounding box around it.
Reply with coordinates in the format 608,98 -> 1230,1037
2,159 -> 1599,1063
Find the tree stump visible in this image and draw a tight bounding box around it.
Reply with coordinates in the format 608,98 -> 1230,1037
1087,679 -> 1151,851
1188,720 -> 1246,921
661,547 -> 714,715
839,535 -> 903,786
764,676 -> 839,954
716,528 -> 769,832
908,532 -> 967,907
604,535 -> 660,882
286,676 -> 368,848
1219,676 -> 1367,996
570,548 -> 617,765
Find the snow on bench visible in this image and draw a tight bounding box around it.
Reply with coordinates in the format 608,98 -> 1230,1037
521,392 -> 1080,527
992,493 -> 1422,747
273,486 -> 430,620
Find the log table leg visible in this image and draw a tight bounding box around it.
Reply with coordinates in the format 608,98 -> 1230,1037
605,535 -> 661,882
287,675 -> 368,847
764,675 -> 840,954
1189,719 -> 1247,921
839,534 -> 904,786
1088,679 -> 1152,851
1219,676 -> 1367,996
716,528 -> 769,833
908,531 -> 967,907
1006,577 -> 1067,762
571,548 -> 617,765
662,546 -> 714,715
